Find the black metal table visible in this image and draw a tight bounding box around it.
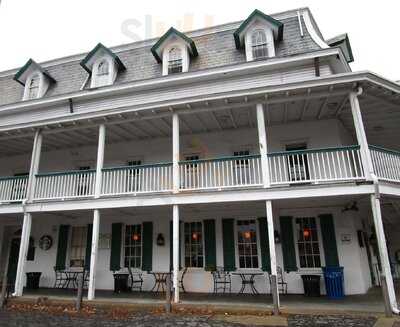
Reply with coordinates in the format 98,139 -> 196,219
231,272 -> 263,294
150,272 -> 171,292
63,270 -> 87,289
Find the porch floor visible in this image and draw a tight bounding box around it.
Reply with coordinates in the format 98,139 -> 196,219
17,286 -> 394,315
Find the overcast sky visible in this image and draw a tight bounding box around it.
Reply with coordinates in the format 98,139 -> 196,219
0,1 -> 399,81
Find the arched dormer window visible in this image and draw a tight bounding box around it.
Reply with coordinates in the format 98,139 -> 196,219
168,47 -> 183,74
97,60 -> 109,76
28,74 -> 40,99
251,29 -> 268,60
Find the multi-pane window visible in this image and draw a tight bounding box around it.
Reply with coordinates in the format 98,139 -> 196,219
97,60 -> 109,76
184,222 -> 204,267
234,150 -> 250,168
77,166 -> 91,196
251,30 -> 268,60
124,224 -> 142,269
28,75 -> 40,99
237,220 -> 259,269
286,144 -> 309,181
168,47 -> 183,74
127,160 -> 142,192
185,155 -> 199,170
70,226 -> 87,267
296,217 -> 321,268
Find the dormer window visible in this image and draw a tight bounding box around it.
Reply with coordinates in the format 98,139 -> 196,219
80,43 -> 126,89
234,9 -> 284,62
168,47 -> 183,74
151,27 -> 198,76
14,59 -> 55,101
28,74 -> 40,99
251,29 -> 268,60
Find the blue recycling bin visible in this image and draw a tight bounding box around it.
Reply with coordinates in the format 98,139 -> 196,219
322,266 -> 344,299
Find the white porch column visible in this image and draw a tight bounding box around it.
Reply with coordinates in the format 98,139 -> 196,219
88,124 -> 106,300
256,103 -> 270,187
266,200 -> 280,314
172,204 -> 180,303
172,113 -> 180,193
14,130 -> 43,296
370,194 -> 398,311
349,90 -> 374,179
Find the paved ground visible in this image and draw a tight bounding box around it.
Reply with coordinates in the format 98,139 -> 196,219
288,314 -> 377,327
0,311 -> 379,327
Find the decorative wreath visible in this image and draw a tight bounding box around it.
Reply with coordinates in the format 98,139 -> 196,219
39,235 -> 53,251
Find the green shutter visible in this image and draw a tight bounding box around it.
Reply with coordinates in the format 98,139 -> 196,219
222,219 -> 236,271
280,216 -> 297,272
110,223 -> 122,271
258,217 -> 271,273
319,214 -> 340,267
169,221 -> 182,270
84,224 -> 93,270
142,222 -> 153,272
55,225 -> 70,270
204,219 -> 216,270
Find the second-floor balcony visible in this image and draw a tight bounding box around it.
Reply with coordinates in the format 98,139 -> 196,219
1,144 -> 397,204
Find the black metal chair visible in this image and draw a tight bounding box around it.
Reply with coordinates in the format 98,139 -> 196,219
211,267 -> 232,294
179,267 -> 188,293
127,267 -> 143,292
53,267 -> 71,288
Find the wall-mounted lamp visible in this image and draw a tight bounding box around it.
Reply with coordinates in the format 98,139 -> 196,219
274,230 -> 281,243
342,201 -> 359,213
156,233 -> 165,246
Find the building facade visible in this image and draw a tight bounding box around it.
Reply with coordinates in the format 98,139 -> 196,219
0,7 -> 399,312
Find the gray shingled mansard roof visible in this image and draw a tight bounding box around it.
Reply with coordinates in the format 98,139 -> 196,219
0,8 -> 324,107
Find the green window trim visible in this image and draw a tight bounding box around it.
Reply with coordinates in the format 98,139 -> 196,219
258,217 -> 271,273
222,219 -> 236,271
319,214 -> 340,267
110,223 -> 123,271
55,225 -> 70,271
142,222 -> 153,272
203,219 -> 217,271
84,224 -> 93,270
280,216 -> 297,272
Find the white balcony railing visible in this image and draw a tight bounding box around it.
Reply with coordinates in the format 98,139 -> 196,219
0,176 -> 28,202
370,146 -> 400,183
5,145 -> 400,203
268,145 -> 364,185
101,163 -> 173,196
34,169 -> 96,200
179,155 -> 263,191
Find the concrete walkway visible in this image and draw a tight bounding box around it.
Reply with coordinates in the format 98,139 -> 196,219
16,286 -> 392,315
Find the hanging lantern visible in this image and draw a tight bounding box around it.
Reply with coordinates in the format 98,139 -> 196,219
192,233 -> 198,240
303,228 -> 310,239
132,233 -> 140,241
244,231 -> 251,239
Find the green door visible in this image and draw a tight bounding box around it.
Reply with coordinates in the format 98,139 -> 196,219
7,238 -> 20,290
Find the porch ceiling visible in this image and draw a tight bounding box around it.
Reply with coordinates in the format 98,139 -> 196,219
0,79 -> 399,157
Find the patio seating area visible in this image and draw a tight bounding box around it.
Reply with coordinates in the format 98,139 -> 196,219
49,266 -> 289,296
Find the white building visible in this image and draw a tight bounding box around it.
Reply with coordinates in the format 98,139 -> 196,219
0,7 -> 399,313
